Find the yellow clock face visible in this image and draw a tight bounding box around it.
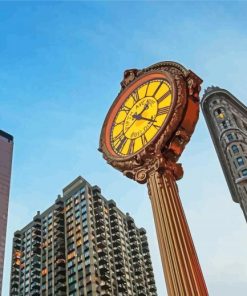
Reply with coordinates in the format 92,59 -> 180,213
110,78 -> 172,156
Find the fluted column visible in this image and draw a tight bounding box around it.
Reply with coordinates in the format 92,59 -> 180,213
147,168 -> 208,296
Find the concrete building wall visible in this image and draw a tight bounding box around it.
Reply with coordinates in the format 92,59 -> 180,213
0,130 -> 13,295
201,87 -> 247,221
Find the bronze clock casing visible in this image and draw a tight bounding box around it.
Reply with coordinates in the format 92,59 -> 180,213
99,61 -> 202,184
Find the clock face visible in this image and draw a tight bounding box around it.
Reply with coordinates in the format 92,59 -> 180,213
103,73 -> 175,158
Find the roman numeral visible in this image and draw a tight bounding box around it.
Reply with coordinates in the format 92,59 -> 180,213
145,82 -> 150,97
121,105 -> 130,112
153,82 -> 162,97
141,134 -> 148,146
157,106 -> 170,116
127,139 -> 135,155
112,130 -> 124,144
112,121 -> 123,128
157,90 -> 171,104
132,91 -> 139,102
153,123 -> 161,129
115,137 -> 127,153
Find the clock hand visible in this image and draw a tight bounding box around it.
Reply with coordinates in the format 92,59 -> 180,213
139,116 -> 157,122
138,103 -> 149,116
133,114 -> 156,122
125,103 -> 150,134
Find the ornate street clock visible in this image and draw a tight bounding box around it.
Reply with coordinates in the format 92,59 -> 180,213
99,61 -> 208,296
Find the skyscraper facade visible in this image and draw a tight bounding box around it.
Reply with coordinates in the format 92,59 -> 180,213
0,130 -> 13,295
10,176 -> 157,296
201,87 -> 247,221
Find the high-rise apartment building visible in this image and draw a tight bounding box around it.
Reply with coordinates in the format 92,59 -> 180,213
0,130 -> 13,295
201,86 -> 247,221
10,176 -> 157,296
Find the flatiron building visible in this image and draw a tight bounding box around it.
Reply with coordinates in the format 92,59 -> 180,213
10,176 -> 157,296
0,130 -> 13,295
201,86 -> 247,221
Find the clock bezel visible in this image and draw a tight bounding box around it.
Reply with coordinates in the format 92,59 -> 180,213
100,70 -> 183,162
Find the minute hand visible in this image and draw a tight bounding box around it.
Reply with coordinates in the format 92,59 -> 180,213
136,115 -> 156,122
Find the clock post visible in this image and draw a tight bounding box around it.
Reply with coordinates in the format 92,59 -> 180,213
99,61 -> 208,296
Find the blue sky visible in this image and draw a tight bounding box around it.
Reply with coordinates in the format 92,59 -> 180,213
1,2 -> 247,295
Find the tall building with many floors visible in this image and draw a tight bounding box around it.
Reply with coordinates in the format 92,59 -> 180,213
0,130 -> 13,296
10,176 -> 157,296
201,87 -> 247,221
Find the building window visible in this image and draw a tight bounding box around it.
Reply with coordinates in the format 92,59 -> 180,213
237,157 -> 244,166
242,169 -> 247,176
215,108 -> 224,116
227,134 -> 234,141
232,145 -> 239,154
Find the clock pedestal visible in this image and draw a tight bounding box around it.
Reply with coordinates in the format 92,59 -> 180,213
147,161 -> 208,296
99,61 -> 209,296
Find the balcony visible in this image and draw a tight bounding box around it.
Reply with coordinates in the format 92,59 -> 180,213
32,261 -> 41,269
112,239 -> 121,248
98,247 -> 107,257
137,291 -> 146,296
118,284 -> 127,293
13,237 -> 21,245
110,219 -> 118,227
101,281 -> 111,290
32,235 -> 41,242
134,267 -> 142,275
128,229 -> 136,236
142,245 -> 149,253
129,236 -> 136,243
147,277 -> 155,285
56,266 -> 66,274
33,220 -> 41,228
55,232 -> 64,239
99,264 -> 108,273
95,211 -> 104,219
30,283 -> 40,291
11,281 -> 18,288
149,284 -> 157,292
131,247 -> 139,255
97,240 -> 107,249
56,282 -> 66,292
112,232 -> 120,240
113,245 -> 121,252
30,291 -> 40,296
56,217 -> 64,225
55,273 -> 66,284
110,211 -> 118,219
55,211 -> 64,219
143,253 -> 150,260
116,268 -> 125,277
95,225 -> 105,234
56,224 -> 64,232
115,260 -> 124,269
96,233 -> 106,242
56,258 -> 66,267
99,257 -> 108,265
96,218 -> 104,227
94,205 -> 104,212
54,240 -> 65,251
56,252 -> 65,259
132,256 -> 140,263
101,272 -> 110,281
